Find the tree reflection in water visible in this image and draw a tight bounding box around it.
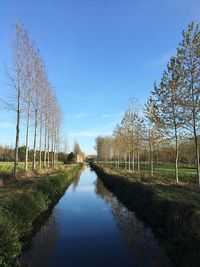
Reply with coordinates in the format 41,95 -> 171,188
95,178 -> 173,267
72,166 -> 83,192
21,211 -> 59,267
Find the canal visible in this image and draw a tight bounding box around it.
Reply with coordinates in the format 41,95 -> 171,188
21,165 -> 173,267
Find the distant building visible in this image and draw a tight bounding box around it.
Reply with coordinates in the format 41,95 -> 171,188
75,152 -> 85,163
74,141 -> 85,163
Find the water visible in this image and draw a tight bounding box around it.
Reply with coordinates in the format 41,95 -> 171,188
21,165 -> 173,267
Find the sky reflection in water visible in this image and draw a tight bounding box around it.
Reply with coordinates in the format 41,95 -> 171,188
21,166 -> 173,267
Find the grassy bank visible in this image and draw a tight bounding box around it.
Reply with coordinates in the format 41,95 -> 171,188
99,162 -> 197,184
91,163 -> 200,267
0,164 -> 82,267
0,162 -> 64,177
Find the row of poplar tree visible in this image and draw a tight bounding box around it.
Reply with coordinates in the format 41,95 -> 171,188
3,22 -> 62,175
96,22 -> 200,186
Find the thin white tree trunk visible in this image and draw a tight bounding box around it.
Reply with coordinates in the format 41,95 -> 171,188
175,130 -> 179,183
132,152 -> 134,171
33,108 -> 38,170
25,91 -> 31,171
39,112 -> 42,169
149,144 -> 154,177
191,77 -> 200,186
14,83 -> 20,175
137,150 -> 140,172
47,129 -> 50,167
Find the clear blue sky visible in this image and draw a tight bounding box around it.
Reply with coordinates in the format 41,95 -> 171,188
0,0 -> 199,154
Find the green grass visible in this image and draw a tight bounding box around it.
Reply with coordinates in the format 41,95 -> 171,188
105,162 -> 197,184
152,165 -> 196,183
0,161 -> 64,176
0,164 -> 82,267
98,163 -> 200,206
0,162 -> 16,174
0,162 -> 39,175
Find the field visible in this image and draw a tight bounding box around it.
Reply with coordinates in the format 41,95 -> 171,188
0,162 -> 39,175
102,162 -> 197,184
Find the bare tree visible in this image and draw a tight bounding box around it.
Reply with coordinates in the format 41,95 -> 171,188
153,56 -> 185,183
2,21 -> 63,174
144,96 -> 162,176
178,22 -> 200,186
32,54 -> 43,170
7,22 -> 27,175
24,32 -> 35,171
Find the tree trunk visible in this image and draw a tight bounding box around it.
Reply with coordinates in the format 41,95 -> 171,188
47,130 -> 50,167
137,134 -> 140,172
175,127 -> 179,183
44,119 -> 47,167
194,131 -> 200,187
149,144 -> 154,177
117,153 -> 120,168
191,77 -> 200,187
171,90 -> 179,184
25,92 -> 31,172
54,131 -> 57,166
14,90 -> 20,175
137,150 -> 140,172
132,130 -> 134,171
51,134 -> 54,166
33,109 -> 38,170
39,112 -> 42,169
132,152 -> 134,171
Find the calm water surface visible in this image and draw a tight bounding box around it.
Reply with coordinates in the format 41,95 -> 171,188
21,165 -> 173,267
